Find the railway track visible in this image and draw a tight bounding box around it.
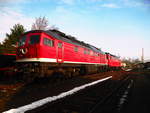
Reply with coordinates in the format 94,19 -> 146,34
88,76 -> 132,113
21,76 -> 132,113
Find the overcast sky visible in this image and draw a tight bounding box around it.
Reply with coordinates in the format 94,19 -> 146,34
0,0 -> 150,60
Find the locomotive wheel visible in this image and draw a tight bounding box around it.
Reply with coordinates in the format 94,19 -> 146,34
79,66 -> 86,75
52,72 -> 65,81
66,71 -> 72,78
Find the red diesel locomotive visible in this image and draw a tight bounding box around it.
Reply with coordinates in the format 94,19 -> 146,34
16,29 -> 121,79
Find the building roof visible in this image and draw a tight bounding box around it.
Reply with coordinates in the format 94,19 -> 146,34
144,59 -> 150,63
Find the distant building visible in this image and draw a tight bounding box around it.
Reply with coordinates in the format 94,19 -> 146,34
133,63 -> 145,69
144,59 -> 150,63
144,59 -> 150,69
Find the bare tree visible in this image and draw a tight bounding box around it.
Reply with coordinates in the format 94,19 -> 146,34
31,16 -> 48,30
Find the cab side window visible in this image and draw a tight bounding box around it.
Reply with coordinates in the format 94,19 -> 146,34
74,46 -> 78,52
58,42 -> 62,48
84,49 -> 87,54
44,38 -> 54,47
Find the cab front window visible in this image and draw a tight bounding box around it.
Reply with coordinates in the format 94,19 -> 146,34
18,36 -> 27,46
29,35 -> 40,44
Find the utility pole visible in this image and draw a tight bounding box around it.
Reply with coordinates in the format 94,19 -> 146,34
141,48 -> 144,63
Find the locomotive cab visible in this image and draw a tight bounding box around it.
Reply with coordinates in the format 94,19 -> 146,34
17,33 -> 41,60
16,32 -> 43,79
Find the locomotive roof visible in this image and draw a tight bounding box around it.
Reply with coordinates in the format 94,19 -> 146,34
23,30 -> 105,54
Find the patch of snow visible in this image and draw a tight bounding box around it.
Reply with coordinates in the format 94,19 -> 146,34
3,76 -> 112,113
